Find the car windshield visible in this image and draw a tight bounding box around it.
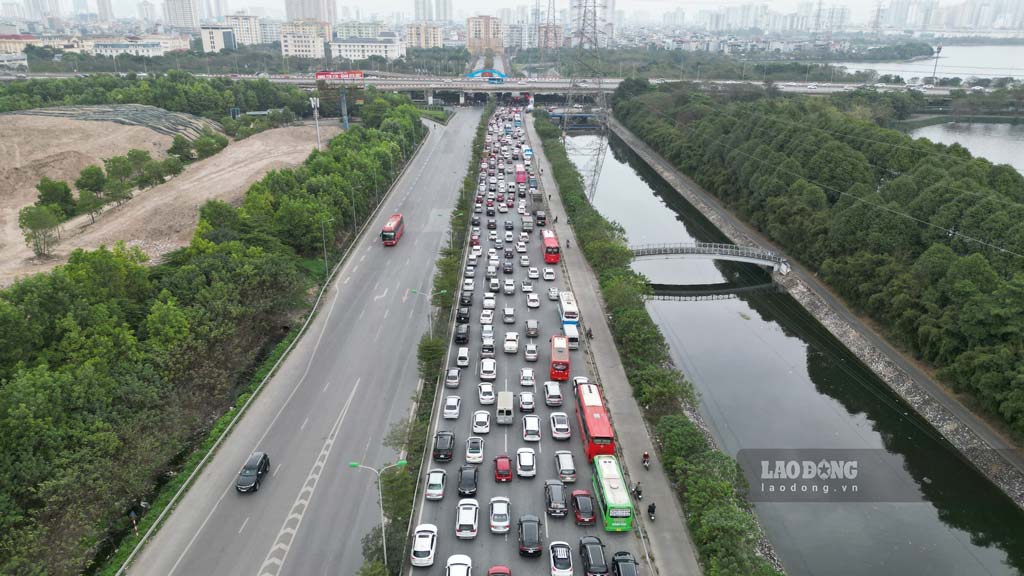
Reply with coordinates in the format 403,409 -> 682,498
578,497 -> 593,514
240,468 -> 257,477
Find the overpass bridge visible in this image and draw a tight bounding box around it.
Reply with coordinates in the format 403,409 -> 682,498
630,242 -> 790,273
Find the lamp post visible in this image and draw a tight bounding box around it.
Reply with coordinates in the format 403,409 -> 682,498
931,44 -> 942,85
309,96 -> 322,151
349,460 -> 407,572
411,289 -> 447,336
320,216 -> 334,283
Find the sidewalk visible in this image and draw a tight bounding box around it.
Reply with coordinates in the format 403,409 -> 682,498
525,116 -> 703,576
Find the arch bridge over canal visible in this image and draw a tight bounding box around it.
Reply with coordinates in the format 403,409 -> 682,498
629,242 -> 790,274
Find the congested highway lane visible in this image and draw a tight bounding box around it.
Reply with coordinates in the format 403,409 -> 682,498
125,110 -> 482,576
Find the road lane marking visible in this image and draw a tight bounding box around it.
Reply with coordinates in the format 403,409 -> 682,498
383,308 -> 390,319
402,288 -> 410,303
374,288 -> 389,301
374,324 -> 383,342
257,381 -> 361,576
238,516 -> 250,534
300,417 -> 309,431
360,254 -> 366,262
343,276 -> 350,284
352,264 -> 359,273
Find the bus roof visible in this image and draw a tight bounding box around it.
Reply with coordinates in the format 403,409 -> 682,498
594,456 -> 631,506
578,384 -> 613,438
383,213 -> 403,231
551,335 -> 569,354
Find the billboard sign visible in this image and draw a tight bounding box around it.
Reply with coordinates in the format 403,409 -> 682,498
315,70 -> 364,81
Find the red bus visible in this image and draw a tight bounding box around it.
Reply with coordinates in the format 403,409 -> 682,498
515,163 -> 527,184
575,383 -> 615,461
381,213 -> 405,246
550,335 -> 570,381
541,229 -> 560,264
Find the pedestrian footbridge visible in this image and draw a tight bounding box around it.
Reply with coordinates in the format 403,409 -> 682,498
630,242 -> 789,273
646,282 -> 782,302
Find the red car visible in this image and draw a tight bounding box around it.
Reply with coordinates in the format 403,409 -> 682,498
497,193 -> 505,202
486,199 -> 494,207
506,199 -> 514,208
487,566 -> 511,576
571,489 -> 596,526
494,454 -> 513,482
470,234 -> 480,246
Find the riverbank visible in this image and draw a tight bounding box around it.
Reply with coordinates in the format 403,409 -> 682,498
606,115 -> 1024,510
899,114 -> 1024,130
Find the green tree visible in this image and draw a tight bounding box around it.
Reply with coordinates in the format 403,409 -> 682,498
137,159 -> 166,188
161,156 -> 185,176
35,177 -> 76,218
104,155 -> 133,185
168,134 -> 193,159
18,204 -> 62,256
76,189 -> 104,223
126,149 -> 153,174
193,135 -> 220,159
74,165 -> 107,194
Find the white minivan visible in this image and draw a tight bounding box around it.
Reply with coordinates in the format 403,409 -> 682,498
562,324 -> 580,350
496,391 -> 514,425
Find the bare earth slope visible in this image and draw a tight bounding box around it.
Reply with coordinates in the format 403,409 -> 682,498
0,121 -> 338,285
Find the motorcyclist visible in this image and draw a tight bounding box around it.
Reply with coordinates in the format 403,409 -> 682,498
648,502 -> 656,517
642,451 -> 650,466
633,482 -> 643,499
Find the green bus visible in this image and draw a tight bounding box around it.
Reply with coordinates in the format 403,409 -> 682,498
592,455 -> 633,531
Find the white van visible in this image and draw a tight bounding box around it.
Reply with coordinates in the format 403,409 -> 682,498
563,324 -> 580,350
496,391 -> 514,425
456,347 -> 470,367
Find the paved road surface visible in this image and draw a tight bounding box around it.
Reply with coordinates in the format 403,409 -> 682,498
125,108 -> 483,576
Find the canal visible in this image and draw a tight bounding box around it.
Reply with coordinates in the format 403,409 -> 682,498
566,132 -> 1024,576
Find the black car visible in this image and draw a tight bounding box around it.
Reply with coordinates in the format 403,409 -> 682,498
579,536 -> 608,575
611,552 -> 639,576
458,464 -> 478,496
504,220 -> 514,231
487,207 -> 496,217
487,219 -> 497,230
503,260 -> 514,274
472,215 -> 481,226
535,210 -> 547,226
544,480 -> 568,517
456,307 -> 471,324
454,324 -> 470,344
518,514 -> 543,557
236,451 -> 270,493
459,291 -> 473,306
433,431 -> 455,462
504,248 -> 514,259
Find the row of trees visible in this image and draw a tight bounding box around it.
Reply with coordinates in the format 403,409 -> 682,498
612,79 -> 1024,439
533,111 -> 781,575
0,88 -> 426,575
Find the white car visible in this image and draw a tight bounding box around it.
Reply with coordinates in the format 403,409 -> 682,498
503,279 -> 516,295
483,292 -> 497,309
543,267 -> 556,281
481,324 -> 494,341
523,414 -> 542,442
410,524 -> 438,567
480,358 -> 497,380
446,368 -> 461,387
524,343 -> 538,362
521,279 -> 534,293
527,293 -> 541,308
478,382 -> 495,405
550,412 -> 571,440
520,367 -> 536,387
549,541 -> 573,576
571,376 -> 591,395
498,204 -> 508,213
462,278 -> 475,292
489,496 -> 511,534
424,469 -> 446,501
519,391 -> 535,412
480,309 -> 494,325
472,410 -> 491,434
517,204 -> 527,215
504,332 -> 520,353
443,396 -> 462,419
446,554 -> 473,576
471,245 -> 483,257
465,436 -> 484,464
487,248 -> 497,259
528,267 -> 540,279
516,447 -> 537,477
454,500 -> 479,540
516,241 -> 528,253
547,287 -> 560,300
519,254 -> 530,267
488,230 -> 498,242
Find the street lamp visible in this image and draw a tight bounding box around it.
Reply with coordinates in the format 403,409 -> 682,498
309,96 -> 322,151
349,460 -> 408,572
320,216 -> 334,283
410,288 -> 447,335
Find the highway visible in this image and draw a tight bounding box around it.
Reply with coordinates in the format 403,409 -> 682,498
407,108 -> 650,574
124,108 -> 483,576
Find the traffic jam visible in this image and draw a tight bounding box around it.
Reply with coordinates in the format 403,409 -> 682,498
410,106 -> 642,576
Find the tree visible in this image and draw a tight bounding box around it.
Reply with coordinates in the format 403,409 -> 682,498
35,177 -> 75,218
74,165 -> 107,194
126,149 -> 153,174
104,155 -> 133,185
137,159 -> 166,188
161,156 -> 185,176
76,190 -> 104,224
168,135 -> 193,159
19,204 -> 62,256
193,135 -> 220,159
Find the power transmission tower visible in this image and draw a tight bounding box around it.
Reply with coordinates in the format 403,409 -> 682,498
813,0 -> 823,35
562,0 -> 609,202
872,1 -> 883,35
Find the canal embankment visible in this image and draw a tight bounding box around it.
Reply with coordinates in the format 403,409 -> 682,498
606,115 -> 1024,511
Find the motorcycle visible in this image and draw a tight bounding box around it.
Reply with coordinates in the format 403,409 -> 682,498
648,506 -> 656,522
631,483 -> 643,501
642,455 -> 650,470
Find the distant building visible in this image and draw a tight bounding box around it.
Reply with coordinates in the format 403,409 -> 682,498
434,0 -> 451,22
163,0 -> 200,32
137,1 -> 155,22
260,19 -> 281,43
0,34 -> 39,54
281,31 -> 324,58
97,0 -> 113,21
335,21 -> 387,38
281,19 -> 331,41
141,34 -> 190,52
225,13 -> 262,45
285,0 -> 333,25
405,22 -> 442,48
330,31 -> 406,60
94,39 -> 164,57
505,23 -> 527,50
200,25 -> 236,52
466,15 -> 501,55
537,24 -> 562,49
0,52 -> 28,67
413,0 -> 432,21
1,2 -> 24,18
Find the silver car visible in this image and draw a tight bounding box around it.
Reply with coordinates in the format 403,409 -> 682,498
424,469 -> 446,500
489,496 -> 511,533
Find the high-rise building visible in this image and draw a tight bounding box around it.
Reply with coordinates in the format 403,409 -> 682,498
405,21 -> 443,47
538,23 -> 562,48
226,13 -> 262,44
163,0 -> 199,31
138,0 -> 156,21
2,1 -> 24,17
286,0 -> 333,25
466,15 -> 501,55
72,0 -> 88,14
330,31 -> 405,60
335,20 -> 385,37
281,18 -> 331,40
414,0 -> 432,21
434,0 -> 451,22
97,0 -> 114,21
202,0 -> 225,20
281,31 -> 324,57
200,25 -> 236,52
260,19 -> 282,42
